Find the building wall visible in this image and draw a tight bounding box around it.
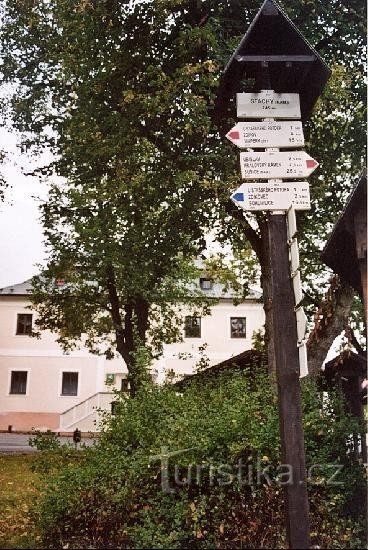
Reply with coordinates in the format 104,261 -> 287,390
0,295 -> 264,431
0,296 -> 126,430
159,300 -> 264,377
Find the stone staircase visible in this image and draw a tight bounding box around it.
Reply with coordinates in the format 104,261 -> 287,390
59,392 -> 115,432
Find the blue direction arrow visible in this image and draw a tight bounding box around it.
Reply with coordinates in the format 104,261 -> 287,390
232,192 -> 245,201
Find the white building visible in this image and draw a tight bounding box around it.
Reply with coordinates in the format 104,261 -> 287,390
0,278 -> 264,432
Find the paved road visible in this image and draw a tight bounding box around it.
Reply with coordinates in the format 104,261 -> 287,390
0,433 -> 97,454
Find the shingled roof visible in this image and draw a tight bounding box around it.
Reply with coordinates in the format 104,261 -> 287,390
321,169 -> 367,297
175,349 -> 267,390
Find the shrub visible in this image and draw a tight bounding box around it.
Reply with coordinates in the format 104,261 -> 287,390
29,430 -> 61,452
34,370 -> 366,548
28,430 -> 92,476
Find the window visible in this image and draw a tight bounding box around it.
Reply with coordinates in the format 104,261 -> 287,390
121,378 -> 129,393
9,371 -> 28,394
230,317 -> 246,338
105,373 -> 115,384
16,314 -> 32,335
200,278 -> 213,290
61,372 -> 79,396
184,316 -> 201,338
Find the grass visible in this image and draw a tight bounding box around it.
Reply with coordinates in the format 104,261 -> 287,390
0,454 -> 42,549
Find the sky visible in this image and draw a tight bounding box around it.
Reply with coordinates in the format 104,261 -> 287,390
0,129 -> 49,288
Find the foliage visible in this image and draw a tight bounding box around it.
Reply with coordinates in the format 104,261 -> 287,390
203,249 -> 260,305
283,2 -> 366,308
0,0 -> 239,392
28,430 -> 93,475
29,430 -> 62,453
251,327 -> 266,353
0,148 -> 8,201
0,0 -> 365,382
32,372 -> 366,548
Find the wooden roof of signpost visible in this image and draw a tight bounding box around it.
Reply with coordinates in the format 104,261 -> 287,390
215,0 -> 331,122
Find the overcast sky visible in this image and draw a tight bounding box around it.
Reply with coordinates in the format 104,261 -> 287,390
0,129 -> 49,288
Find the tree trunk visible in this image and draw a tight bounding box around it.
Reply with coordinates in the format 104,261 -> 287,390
307,276 -> 355,377
225,202 -> 277,380
123,297 -> 150,397
106,265 -> 150,397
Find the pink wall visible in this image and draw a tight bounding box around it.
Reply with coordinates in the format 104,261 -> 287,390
0,412 -> 60,432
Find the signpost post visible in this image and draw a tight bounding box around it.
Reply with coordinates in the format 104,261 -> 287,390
231,93 -> 314,542
215,1 -> 331,548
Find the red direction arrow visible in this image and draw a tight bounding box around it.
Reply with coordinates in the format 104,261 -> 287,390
306,159 -> 318,169
228,130 -> 240,140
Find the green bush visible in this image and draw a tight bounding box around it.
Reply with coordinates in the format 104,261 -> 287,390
34,370 -> 366,548
29,430 -> 61,452
28,430 -> 91,476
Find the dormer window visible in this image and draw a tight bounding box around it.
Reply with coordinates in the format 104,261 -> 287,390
200,278 -> 213,290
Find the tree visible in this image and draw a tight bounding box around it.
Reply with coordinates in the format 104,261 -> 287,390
0,0 -> 234,393
1,0 -> 366,386
306,276 -> 355,377
31,181 -> 215,395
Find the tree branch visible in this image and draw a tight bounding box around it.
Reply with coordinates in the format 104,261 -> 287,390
345,325 -> 367,358
224,199 -> 262,262
307,276 -> 355,376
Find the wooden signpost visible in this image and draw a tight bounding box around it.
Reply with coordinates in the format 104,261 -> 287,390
230,82 -> 315,543
216,1 -> 331,547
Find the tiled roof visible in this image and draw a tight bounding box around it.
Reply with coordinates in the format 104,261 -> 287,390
0,279 -> 33,295
0,277 -> 262,300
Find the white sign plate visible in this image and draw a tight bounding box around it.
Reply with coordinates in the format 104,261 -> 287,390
290,239 -> 300,274
296,307 -> 308,342
232,183 -> 293,211
298,343 -> 308,378
287,205 -> 297,240
240,151 -> 318,180
232,181 -> 311,211
237,91 -> 301,119
292,270 -> 303,306
226,121 -> 304,149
